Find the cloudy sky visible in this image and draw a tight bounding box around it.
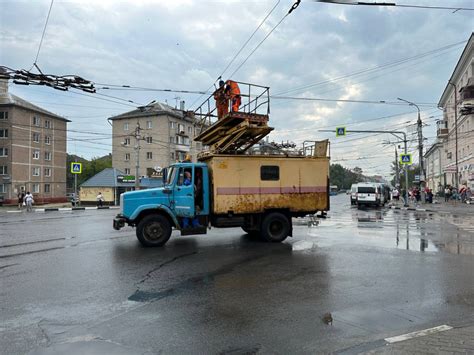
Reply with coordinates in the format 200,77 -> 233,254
1,0 -> 473,178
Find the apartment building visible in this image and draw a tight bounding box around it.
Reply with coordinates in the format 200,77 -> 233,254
0,74 -> 69,204
435,32 -> 474,189
110,101 -> 203,178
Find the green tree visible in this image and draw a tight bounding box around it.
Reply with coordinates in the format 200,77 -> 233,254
330,164 -> 364,190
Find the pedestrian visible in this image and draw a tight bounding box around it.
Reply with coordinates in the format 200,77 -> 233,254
17,191 -> 25,210
444,186 -> 450,202
225,80 -> 241,112
392,188 -> 399,201
24,191 -> 34,212
466,187 -> 472,203
96,192 -> 104,207
213,80 -> 228,120
426,188 -> 433,204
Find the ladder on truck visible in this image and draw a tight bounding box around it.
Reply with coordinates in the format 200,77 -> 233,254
193,82 -> 273,156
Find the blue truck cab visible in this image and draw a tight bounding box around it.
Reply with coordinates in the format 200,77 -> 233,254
113,162 -> 210,246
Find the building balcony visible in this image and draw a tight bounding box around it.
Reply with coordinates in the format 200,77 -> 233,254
436,120 -> 448,138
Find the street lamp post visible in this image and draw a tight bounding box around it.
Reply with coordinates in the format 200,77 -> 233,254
397,97 -> 423,177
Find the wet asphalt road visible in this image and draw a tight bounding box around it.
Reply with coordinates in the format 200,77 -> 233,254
0,195 -> 473,354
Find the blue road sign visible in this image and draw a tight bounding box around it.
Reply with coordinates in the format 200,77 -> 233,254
71,162 -> 82,174
400,154 -> 412,165
336,127 -> 346,137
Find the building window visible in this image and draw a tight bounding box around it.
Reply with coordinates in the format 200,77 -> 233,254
178,123 -> 185,133
146,136 -> 152,144
261,165 -> 280,181
188,126 -> 193,135
44,184 -> 51,193
176,151 -> 186,161
45,135 -> 51,145
125,153 -> 130,161
0,166 -> 7,175
32,167 -> 40,176
45,151 -> 52,161
32,184 -> 40,193
44,168 -> 51,177
124,168 -> 131,174
447,152 -> 452,159
146,152 -> 152,160
33,116 -> 40,126
170,136 -> 175,143
33,132 -> 40,143
0,147 -> 8,157
124,122 -> 129,131
0,112 -> 8,120
0,129 -> 8,138
170,152 -> 175,160
44,120 -> 51,129
146,120 -> 152,129
124,138 -> 130,146
0,184 -> 5,193
170,121 -> 176,129
32,150 -> 40,160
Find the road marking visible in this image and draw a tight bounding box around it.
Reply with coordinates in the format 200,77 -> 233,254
6,210 -> 22,213
385,325 -> 453,344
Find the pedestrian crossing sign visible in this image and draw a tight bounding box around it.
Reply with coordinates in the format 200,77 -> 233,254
400,154 -> 412,165
336,127 -> 346,137
71,162 -> 82,174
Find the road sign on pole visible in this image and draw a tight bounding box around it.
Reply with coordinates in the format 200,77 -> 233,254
400,154 -> 412,165
336,127 -> 346,137
71,162 -> 82,174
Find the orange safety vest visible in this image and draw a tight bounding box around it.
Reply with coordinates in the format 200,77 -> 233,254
225,80 -> 241,96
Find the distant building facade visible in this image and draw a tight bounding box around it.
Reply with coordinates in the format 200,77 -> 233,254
424,140 -> 445,192
430,32 -> 474,190
110,102 -> 203,178
0,75 -> 69,204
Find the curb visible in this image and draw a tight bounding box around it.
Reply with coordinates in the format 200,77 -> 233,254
32,206 -> 119,213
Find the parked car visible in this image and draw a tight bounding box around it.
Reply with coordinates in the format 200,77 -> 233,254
356,183 -> 383,207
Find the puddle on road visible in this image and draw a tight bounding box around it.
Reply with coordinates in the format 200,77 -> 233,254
305,208 -> 474,256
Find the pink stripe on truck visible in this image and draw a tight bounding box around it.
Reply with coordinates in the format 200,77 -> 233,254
216,186 -> 326,195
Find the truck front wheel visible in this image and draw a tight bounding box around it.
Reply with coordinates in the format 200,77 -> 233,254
261,212 -> 290,243
136,214 -> 172,247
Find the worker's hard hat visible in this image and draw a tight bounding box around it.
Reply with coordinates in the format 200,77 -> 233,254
219,80 -> 225,87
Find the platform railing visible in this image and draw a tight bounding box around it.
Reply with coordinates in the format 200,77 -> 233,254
193,81 -> 270,132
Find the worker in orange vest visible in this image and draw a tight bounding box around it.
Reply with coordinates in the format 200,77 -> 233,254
213,80 -> 228,120
225,80 -> 241,112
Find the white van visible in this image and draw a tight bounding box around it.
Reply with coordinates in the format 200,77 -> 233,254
356,183 -> 382,207
350,184 -> 358,205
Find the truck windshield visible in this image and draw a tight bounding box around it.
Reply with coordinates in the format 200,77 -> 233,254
166,167 -> 176,185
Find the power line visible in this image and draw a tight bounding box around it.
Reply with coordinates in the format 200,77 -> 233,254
32,0 -> 54,67
314,1 -> 474,11
271,95 -> 437,106
229,0 -> 301,78
188,1 -> 286,109
274,40 -> 465,96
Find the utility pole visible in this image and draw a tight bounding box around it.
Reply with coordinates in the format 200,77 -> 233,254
133,122 -> 144,190
448,81 -> 459,191
395,146 -> 400,186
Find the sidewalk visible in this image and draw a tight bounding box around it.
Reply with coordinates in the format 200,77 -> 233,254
364,324 -> 474,354
0,202 -> 119,213
388,198 -> 474,215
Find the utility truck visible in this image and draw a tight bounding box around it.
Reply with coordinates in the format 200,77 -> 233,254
113,82 -> 330,247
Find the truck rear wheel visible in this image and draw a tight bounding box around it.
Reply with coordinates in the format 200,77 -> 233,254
136,214 -> 172,247
261,212 -> 290,243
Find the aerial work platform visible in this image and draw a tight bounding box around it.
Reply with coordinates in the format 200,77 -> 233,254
193,81 -> 272,154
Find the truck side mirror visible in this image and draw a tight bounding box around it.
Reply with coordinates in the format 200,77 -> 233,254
162,168 -> 168,185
